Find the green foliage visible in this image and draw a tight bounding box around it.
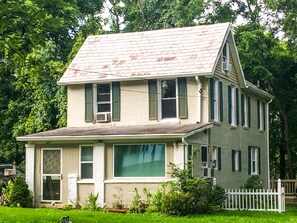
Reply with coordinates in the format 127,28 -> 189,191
86,193 -> 99,211
129,187 -> 152,213
0,180 -> 14,206
9,178 -> 33,207
112,187 -> 124,209
244,176 -> 263,190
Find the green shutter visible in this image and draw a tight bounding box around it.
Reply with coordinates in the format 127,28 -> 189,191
248,97 -> 251,128
239,150 -> 242,171
236,88 -> 239,125
112,82 -> 121,121
148,80 -> 158,120
178,77 -> 188,119
257,99 -> 260,129
258,147 -> 261,175
263,102 -> 266,131
232,150 -> 235,171
219,81 -> 223,122
241,94 -> 245,126
210,78 -> 214,120
228,85 -> 232,124
85,84 -> 93,123
248,146 -> 252,175
201,146 -> 207,163
218,147 -> 221,170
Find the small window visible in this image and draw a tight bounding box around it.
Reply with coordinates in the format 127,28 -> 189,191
232,150 -> 241,171
201,146 -> 208,167
161,80 -> 177,119
80,146 -> 93,179
248,146 -> 260,175
211,147 -> 218,168
97,84 -> 111,113
114,144 -> 165,177
222,42 -> 230,72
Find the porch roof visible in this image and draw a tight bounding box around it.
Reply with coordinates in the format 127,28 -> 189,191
16,123 -> 212,142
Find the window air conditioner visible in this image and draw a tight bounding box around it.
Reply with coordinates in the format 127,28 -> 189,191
223,61 -> 232,71
96,112 -> 111,123
203,168 -> 214,178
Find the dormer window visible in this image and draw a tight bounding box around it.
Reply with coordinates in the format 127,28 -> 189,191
222,42 -> 231,72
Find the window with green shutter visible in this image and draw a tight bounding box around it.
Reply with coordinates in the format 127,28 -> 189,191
178,77 -> 188,119
148,80 -> 158,120
112,82 -> 121,121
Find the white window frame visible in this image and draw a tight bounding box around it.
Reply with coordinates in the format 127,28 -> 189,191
234,150 -> 240,171
211,146 -> 218,169
113,143 -> 167,179
251,147 -> 259,175
213,79 -> 219,122
41,148 -> 62,202
158,79 -> 178,120
244,94 -> 248,128
79,145 -> 94,180
231,86 -> 236,126
93,83 -> 112,115
259,101 -> 264,130
222,42 -> 230,73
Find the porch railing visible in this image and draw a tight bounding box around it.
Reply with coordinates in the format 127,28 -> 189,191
270,179 -> 297,196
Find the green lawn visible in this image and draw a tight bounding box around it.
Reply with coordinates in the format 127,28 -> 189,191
0,206 -> 296,223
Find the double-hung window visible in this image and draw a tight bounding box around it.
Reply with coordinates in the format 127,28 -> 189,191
114,144 -> 165,177
232,150 -> 241,171
248,146 -> 261,175
257,100 -> 266,131
222,42 -> 230,72
211,146 -> 221,170
201,145 -> 208,167
80,145 -> 93,179
241,94 -> 251,128
161,80 -> 177,119
228,85 -> 238,126
97,84 -> 111,114
210,78 -> 223,122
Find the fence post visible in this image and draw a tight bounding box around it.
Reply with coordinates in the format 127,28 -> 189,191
213,178 -> 216,187
277,179 -> 283,213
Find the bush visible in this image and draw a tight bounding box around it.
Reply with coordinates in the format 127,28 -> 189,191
10,177 -> 33,207
244,176 -> 263,189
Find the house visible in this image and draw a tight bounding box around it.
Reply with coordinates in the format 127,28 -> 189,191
17,23 -> 273,207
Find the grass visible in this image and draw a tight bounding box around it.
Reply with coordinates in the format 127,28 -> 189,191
0,206 -> 296,223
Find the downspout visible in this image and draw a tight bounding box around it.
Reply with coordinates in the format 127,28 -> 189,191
267,99 -> 273,189
182,137 -> 188,169
195,76 -> 202,123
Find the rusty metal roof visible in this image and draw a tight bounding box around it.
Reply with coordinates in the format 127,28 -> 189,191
17,123 -> 213,141
59,23 -> 231,84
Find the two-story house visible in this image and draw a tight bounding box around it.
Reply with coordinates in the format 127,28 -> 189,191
17,23 -> 273,207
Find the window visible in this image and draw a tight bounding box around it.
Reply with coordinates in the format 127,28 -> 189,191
257,100 -> 266,131
80,146 -> 93,179
85,82 -> 120,123
222,42 -> 230,72
228,85 -> 238,126
210,79 -> 223,122
201,146 -> 208,167
148,78 -> 188,120
114,144 -> 165,177
248,146 -> 261,175
241,94 -> 251,128
232,150 -> 241,171
97,84 -> 111,113
211,146 -> 221,170
161,79 -> 177,118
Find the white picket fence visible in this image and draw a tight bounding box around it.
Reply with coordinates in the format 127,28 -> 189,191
222,179 -> 285,212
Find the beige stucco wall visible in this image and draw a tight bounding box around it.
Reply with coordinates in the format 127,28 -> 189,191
66,77 -> 206,127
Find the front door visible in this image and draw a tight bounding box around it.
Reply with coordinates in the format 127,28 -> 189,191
41,149 -> 61,201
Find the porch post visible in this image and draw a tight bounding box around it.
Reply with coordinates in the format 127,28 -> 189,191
174,142 -> 185,169
25,144 -> 35,196
93,143 -> 105,207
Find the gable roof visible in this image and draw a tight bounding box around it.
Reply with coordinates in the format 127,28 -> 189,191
58,23 -> 231,85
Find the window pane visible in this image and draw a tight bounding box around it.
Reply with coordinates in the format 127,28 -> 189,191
81,146 -> 93,161
81,163 -> 93,179
161,80 -> 176,98
97,84 -> 110,94
43,176 -> 60,200
43,150 -> 60,174
162,99 -> 176,118
114,144 -> 165,177
98,103 -> 111,112
98,94 -> 110,102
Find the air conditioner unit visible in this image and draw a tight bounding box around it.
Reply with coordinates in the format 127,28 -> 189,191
96,112 -> 111,123
223,61 -> 232,71
4,169 -> 16,176
203,168 -> 214,178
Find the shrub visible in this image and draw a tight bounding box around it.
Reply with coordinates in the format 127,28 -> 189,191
244,176 -> 263,189
10,177 -> 33,207
86,193 -> 100,211
0,180 -> 14,206
129,187 -> 152,213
